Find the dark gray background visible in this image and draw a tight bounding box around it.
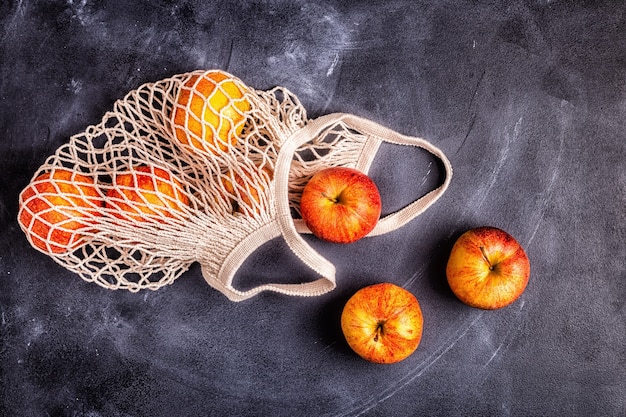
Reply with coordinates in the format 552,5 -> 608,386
1,1 -> 624,416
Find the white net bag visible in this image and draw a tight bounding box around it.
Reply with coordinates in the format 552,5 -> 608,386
18,70 -> 452,301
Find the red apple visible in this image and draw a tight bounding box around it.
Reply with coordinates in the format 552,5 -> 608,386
341,283 -> 423,364
18,168 -> 103,254
299,167 -> 381,244
105,165 -> 189,222
446,226 -> 530,309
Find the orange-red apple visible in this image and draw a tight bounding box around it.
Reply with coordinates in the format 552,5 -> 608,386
299,167 -> 381,244
18,168 -> 103,254
446,226 -> 530,309
105,165 -> 189,222
171,70 -> 251,154
341,283 -> 423,364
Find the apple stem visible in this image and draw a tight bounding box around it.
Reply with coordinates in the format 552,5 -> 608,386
480,246 -> 494,270
373,322 -> 384,342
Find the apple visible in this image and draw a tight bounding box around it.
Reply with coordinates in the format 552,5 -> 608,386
18,168 -> 103,254
171,70 -> 251,154
299,167 -> 382,244
341,283 -> 423,364
105,165 -> 189,222
217,165 -> 273,216
446,226 -> 530,309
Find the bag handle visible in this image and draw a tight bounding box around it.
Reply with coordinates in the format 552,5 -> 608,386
211,112 -> 452,302
275,112 -> 452,266
206,220 -> 336,302
342,113 -> 453,236
208,116 -> 341,301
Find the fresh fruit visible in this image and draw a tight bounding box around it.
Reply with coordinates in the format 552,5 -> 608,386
446,226 -> 530,309
299,167 -> 382,244
18,168 -> 103,254
105,165 -> 189,222
341,283 -> 423,364
217,165 -> 273,216
171,70 -> 251,154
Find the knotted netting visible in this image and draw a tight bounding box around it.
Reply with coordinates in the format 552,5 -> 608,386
18,69 -> 452,301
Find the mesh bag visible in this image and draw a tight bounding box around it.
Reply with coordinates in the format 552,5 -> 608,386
18,70 -> 452,301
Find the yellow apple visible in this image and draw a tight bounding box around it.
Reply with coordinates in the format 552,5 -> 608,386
171,70 -> 251,154
341,283 -> 423,364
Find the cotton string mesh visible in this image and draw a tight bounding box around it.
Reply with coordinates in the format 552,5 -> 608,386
17,70 -> 372,298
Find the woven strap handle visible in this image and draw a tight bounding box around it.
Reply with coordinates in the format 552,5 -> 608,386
204,218 -> 336,302
348,113 -> 453,236
206,116 -> 340,301
275,112 -> 453,273
212,113 -> 452,301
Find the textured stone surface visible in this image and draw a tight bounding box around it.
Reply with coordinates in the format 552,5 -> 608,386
1,1 -> 624,416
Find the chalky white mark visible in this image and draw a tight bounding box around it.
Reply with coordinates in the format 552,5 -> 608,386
420,161 -> 433,186
483,301 -> 525,369
485,343 -> 504,368
475,116 -> 522,209
68,0 -> 94,27
327,52 -> 340,77
526,103 -> 568,248
67,78 -> 83,94
25,318 -> 45,347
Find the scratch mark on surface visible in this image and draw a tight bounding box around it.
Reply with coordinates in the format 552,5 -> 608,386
419,161 -> 433,186
456,69 -> 486,155
319,341 -> 337,354
484,343 -> 504,368
402,260 -> 430,289
468,70 -> 486,119
457,113 -> 477,155
224,39 -> 235,72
